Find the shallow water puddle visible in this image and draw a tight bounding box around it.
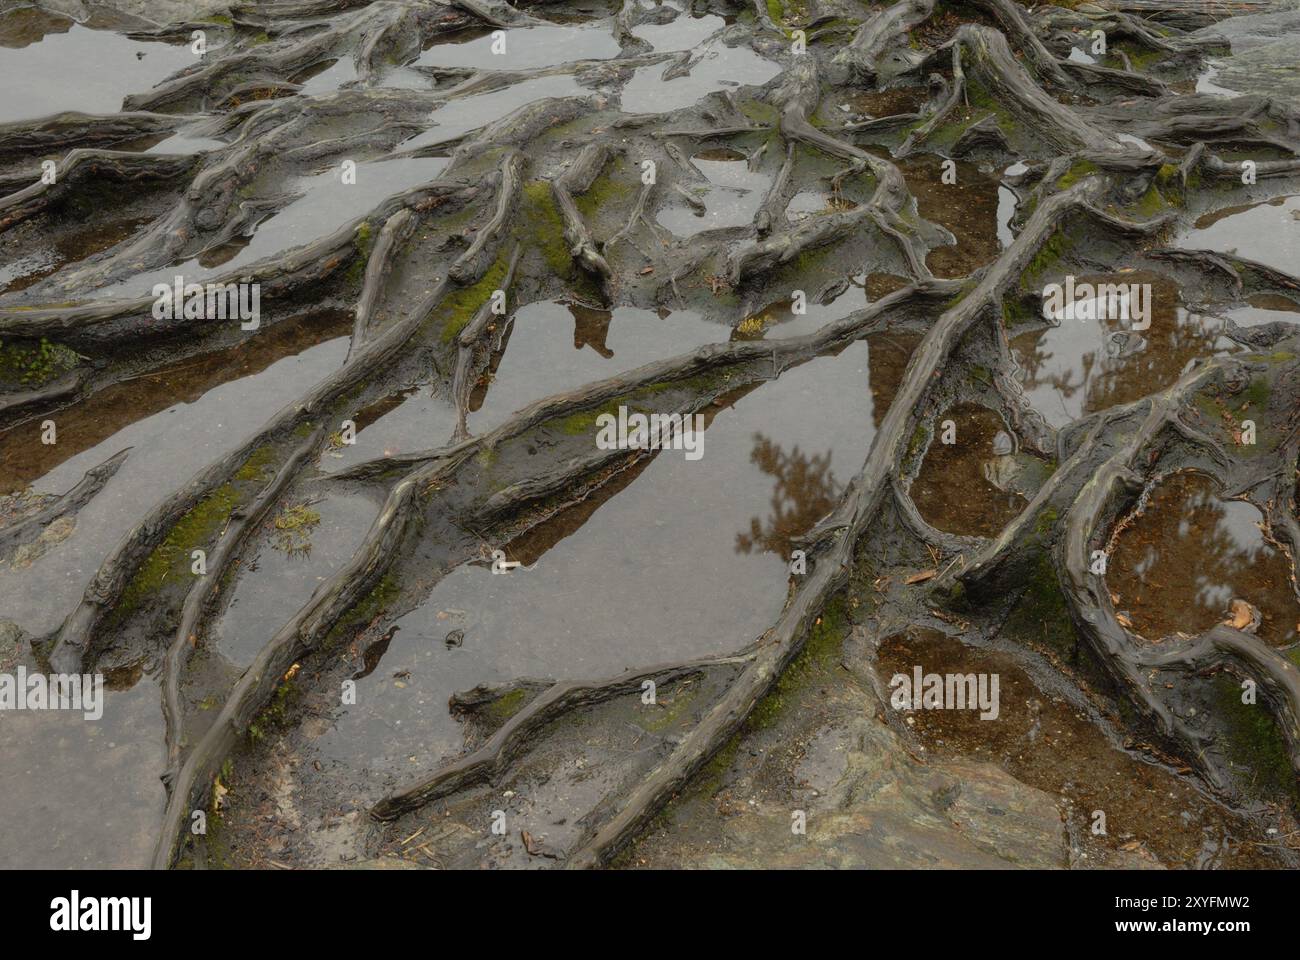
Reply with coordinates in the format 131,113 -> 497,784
323,388 -> 459,473
876,628 -> 1278,867
734,278 -> 882,341
418,22 -> 620,70
0,320 -> 352,635
213,493 -> 380,667
399,74 -> 589,153
996,161 -> 1026,248
900,154 -> 1001,279
1108,471 -> 1299,647
0,216 -> 151,294
0,672 -> 163,868
632,9 -> 725,52
0,11 -> 196,123
839,86 -> 928,119
784,190 -> 833,220
0,310 -> 352,496
1010,271 -> 1240,429
1219,299 -> 1300,328
1176,194 -> 1300,274
295,58 -> 359,96
656,148 -> 770,236
1195,64 -> 1243,97
620,36 -> 779,114
305,336 -> 912,789
910,403 -> 1030,538
468,300 -> 723,432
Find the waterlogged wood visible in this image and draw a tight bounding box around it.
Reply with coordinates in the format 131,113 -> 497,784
372,650 -> 757,820
564,180 -> 1108,868
1052,358 -> 1300,785
0,448 -> 129,556
349,208 -> 416,356
161,429 -> 324,777
551,143 -> 614,284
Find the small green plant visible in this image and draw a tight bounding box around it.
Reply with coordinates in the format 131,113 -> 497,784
0,338 -> 79,386
272,503 -> 321,557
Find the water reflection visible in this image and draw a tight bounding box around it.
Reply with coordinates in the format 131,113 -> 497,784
911,403 -> 1028,538
1110,471 -> 1299,646
735,435 -> 838,558
1011,272 -> 1238,428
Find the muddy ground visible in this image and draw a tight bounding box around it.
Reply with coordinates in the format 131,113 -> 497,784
0,0 -> 1298,869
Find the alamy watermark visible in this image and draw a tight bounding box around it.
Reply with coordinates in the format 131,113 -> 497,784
1041,275 -> 1150,330
50,891 -> 150,940
595,406 -> 705,461
890,665 -> 1000,720
152,276 -> 261,330
0,667 -> 103,720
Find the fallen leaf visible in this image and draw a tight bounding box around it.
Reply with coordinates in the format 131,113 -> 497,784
1224,598 -> 1256,631
905,569 -> 936,585
522,830 -> 542,856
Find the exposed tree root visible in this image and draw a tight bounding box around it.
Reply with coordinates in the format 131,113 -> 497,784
0,448 -> 129,557
371,648 -> 757,820
160,428 -> 324,778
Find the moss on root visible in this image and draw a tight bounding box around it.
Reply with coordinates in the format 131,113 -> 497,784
437,250 -> 511,344
0,337 -> 80,387
520,180 -> 573,279
747,596 -> 848,730
113,484 -> 242,623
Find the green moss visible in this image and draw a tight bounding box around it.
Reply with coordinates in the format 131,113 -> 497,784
271,503 -> 321,556
737,99 -> 778,125
554,398 -> 624,437
907,422 -> 928,460
345,220 -> 375,284
1033,506 -> 1059,537
481,687 -> 529,724
1057,160 -> 1099,189
1243,377 -> 1269,408
355,219 -> 374,255
575,171 -> 634,223
1111,42 -> 1163,71
1213,673 -> 1296,801
249,677 -> 299,742
519,180 -> 573,278
747,596 -> 848,730
115,484 -> 241,622
438,250 -> 511,343
1002,295 -> 1035,328
556,408 -> 603,436
234,445 -> 277,482
1022,226 -> 1071,285
1000,552 -> 1090,677
0,337 -> 79,387
639,680 -> 702,732
325,571 -> 402,648
1127,183 -> 1168,218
